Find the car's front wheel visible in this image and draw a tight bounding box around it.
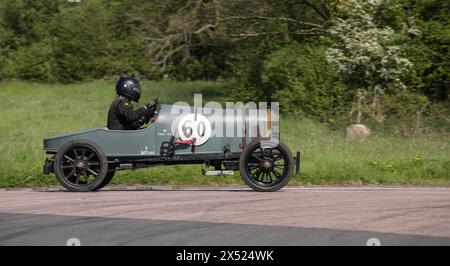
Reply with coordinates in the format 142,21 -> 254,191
239,140 -> 294,192
54,140 -> 108,192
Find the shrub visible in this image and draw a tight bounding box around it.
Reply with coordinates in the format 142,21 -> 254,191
261,42 -> 349,120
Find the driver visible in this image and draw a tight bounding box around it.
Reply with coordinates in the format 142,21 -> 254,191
107,76 -> 158,130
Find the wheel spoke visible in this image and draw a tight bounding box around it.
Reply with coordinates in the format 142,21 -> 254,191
73,149 -> 79,159
87,152 -> 96,161
88,162 -> 100,166
81,148 -> 86,158
274,163 -> 285,169
249,167 -> 259,174
261,172 -> 267,182
62,165 -> 74,169
248,165 -> 259,170
83,173 -> 89,183
264,172 -> 271,183
256,172 -> 262,181
65,169 -> 75,178
267,172 -> 274,183
64,155 -> 75,162
252,153 -> 262,162
256,170 -> 263,180
273,155 -> 282,162
75,173 -> 81,184
272,170 -> 282,179
87,168 -> 98,176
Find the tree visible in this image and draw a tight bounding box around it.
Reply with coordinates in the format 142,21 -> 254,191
261,41 -> 348,120
401,0 -> 450,101
326,0 -> 414,123
126,0 -> 336,79
0,0 -> 59,81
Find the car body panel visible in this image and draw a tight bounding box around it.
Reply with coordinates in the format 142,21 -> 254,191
44,104 -> 279,158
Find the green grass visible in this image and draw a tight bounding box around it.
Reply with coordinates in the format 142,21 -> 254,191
283,118 -> 450,185
0,80 -> 449,187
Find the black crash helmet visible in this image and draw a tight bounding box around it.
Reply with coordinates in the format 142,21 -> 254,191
115,76 -> 141,102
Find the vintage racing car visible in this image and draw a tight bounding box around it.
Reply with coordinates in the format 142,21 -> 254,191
43,103 -> 300,192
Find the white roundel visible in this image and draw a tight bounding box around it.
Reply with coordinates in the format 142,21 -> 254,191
177,114 -> 212,146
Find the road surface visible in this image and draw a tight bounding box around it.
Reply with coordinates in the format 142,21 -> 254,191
0,186 -> 449,245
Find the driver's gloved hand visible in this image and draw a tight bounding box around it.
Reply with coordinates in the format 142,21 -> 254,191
145,98 -> 157,109
150,98 -> 158,107
144,98 -> 158,117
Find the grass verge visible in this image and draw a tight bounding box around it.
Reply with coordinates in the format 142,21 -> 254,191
0,80 -> 449,187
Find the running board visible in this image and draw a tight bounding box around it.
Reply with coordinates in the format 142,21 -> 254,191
202,170 -> 235,176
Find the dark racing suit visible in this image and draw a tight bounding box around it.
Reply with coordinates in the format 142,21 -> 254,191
107,96 -> 156,130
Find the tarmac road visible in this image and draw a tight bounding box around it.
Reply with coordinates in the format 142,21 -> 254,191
0,185 -> 449,246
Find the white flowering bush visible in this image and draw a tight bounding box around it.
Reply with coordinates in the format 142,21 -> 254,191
327,0 -> 412,90
326,0 -> 415,122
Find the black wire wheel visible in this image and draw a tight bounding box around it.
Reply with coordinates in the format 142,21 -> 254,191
239,140 -> 294,192
54,140 -> 108,192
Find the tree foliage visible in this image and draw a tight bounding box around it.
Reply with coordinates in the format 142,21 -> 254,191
0,0 -> 448,122
326,0 -> 413,93
262,42 -> 348,120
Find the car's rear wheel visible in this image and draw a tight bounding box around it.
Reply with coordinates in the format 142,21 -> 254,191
239,140 -> 294,192
93,168 -> 115,191
54,140 -> 108,192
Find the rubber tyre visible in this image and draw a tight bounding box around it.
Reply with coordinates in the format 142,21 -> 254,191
54,140 -> 108,192
93,169 -> 115,191
239,140 -> 294,192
